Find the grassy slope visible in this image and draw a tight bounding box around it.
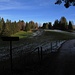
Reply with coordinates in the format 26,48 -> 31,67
0,30 -> 75,74
11,31 -> 32,39
0,30 -> 75,47
44,30 -> 75,40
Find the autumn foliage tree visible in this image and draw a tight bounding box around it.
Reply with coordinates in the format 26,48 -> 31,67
0,17 -> 38,36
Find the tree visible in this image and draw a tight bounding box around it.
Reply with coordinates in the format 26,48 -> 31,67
48,22 -> 52,29
0,17 -> 3,34
55,0 -> 75,8
0,18 -> 6,36
53,19 -> 59,29
18,20 -> 25,31
42,23 -> 48,29
42,23 -> 46,29
25,22 -> 30,31
68,21 -> 73,30
59,17 -> 68,30
29,21 -> 35,29
35,22 -> 38,29
3,19 -> 11,36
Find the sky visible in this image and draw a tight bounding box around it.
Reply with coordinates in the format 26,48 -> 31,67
0,0 -> 75,25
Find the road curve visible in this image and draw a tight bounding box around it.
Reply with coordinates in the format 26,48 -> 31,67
52,39 -> 75,75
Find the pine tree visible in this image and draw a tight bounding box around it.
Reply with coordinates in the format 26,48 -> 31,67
68,21 -> 73,30
48,22 -> 52,29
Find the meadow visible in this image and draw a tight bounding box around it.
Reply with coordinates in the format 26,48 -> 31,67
0,29 -> 75,75
0,29 -> 75,47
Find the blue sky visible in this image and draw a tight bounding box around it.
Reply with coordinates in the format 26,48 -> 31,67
0,0 -> 75,25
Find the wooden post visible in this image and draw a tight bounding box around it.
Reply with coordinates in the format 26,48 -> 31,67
51,42 -> 52,52
41,47 -> 43,60
56,41 -> 58,52
59,40 -> 60,44
1,37 -> 19,74
10,41 -> 13,74
38,47 -> 40,61
56,41 -> 57,47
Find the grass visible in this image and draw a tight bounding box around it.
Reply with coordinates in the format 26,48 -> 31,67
11,31 -> 33,39
44,30 -> 75,40
0,29 -> 75,47
0,29 -> 75,75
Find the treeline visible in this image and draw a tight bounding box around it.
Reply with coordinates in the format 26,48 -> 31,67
42,16 -> 73,31
0,17 -> 38,36
0,16 -> 74,36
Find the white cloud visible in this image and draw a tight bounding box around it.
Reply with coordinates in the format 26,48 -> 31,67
0,0 -> 54,10
34,0 -> 52,6
0,0 -> 37,10
0,0 -> 10,2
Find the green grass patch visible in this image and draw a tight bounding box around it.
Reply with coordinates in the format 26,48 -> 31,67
44,30 -> 75,40
11,31 -> 33,39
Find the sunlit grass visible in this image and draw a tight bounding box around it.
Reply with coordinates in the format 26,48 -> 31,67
11,31 -> 33,39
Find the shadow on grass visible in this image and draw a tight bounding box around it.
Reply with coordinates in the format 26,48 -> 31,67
0,51 -> 59,75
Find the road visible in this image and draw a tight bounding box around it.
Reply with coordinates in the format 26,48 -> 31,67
54,39 -> 75,75
36,39 -> 75,75
52,39 -> 75,75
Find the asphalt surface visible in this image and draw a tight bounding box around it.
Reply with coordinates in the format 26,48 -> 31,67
48,39 -> 75,75
1,39 -> 75,75
37,39 -> 75,75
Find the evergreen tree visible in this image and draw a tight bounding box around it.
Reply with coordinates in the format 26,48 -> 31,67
42,23 -> 49,29
68,21 -> 73,30
0,18 -> 6,36
0,17 -> 3,34
43,23 -> 46,29
53,20 -> 59,29
3,19 -> 11,36
48,22 -> 52,29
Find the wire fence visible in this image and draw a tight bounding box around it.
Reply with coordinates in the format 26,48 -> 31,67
0,40 -> 66,61
0,40 -> 66,74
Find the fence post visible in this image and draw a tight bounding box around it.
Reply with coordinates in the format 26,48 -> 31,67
56,41 -> 57,47
41,47 -> 43,60
51,42 -> 52,52
56,41 -> 58,51
38,47 -> 40,61
59,40 -> 60,44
